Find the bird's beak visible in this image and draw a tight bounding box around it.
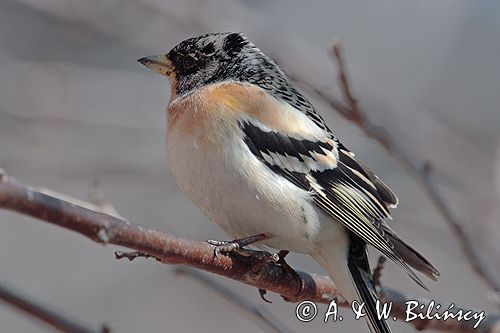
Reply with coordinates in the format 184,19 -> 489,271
137,54 -> 174,76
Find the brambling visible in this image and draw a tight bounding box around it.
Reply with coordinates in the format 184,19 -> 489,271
139,32 -> 439,333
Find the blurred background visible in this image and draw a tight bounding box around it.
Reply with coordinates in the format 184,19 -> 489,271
0,0 -> 499,332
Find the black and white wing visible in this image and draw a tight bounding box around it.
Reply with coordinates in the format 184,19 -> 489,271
240,119 -> 438,288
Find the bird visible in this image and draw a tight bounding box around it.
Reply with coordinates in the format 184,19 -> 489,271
138,32 -> 439,333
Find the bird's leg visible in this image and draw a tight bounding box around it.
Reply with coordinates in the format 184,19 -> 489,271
207,233 -> 272,257
275,250 -> 305,302
276,250 -> 300,279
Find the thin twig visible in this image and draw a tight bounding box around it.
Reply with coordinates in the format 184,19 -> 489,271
0,281 -> 109,333
289,41 -> 500,294
176,267 -> 295,333
331,41 -> 500,293
1,171 -> 499,332
332,39 -> 359,114
372,256 -> 387,287
114,251 -> 159,261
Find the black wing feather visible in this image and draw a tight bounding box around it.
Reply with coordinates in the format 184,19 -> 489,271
240,120 -> 438,288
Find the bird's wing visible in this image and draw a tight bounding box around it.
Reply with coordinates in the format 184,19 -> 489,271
239,118 -> 427,289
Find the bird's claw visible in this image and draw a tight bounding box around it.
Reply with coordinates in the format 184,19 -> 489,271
276,250 -> 297,276
206,233 -> 272,257
207,239 -> 241,257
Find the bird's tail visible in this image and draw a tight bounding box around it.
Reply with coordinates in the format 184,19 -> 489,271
312,235 -> 391,333
384,229 -> 440,280
347,244 -> 392,333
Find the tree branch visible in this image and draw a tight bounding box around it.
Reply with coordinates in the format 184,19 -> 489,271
1,170 -> 499,332
0,281 -> 109,333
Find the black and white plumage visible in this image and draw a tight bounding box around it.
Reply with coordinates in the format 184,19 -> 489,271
239,119 -> 437,290
139,32 -> 439,333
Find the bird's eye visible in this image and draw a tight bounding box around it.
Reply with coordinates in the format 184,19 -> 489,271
182,56 -> 196,69
201,43 -> 215,55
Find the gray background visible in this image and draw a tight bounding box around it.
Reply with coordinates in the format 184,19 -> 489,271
0,0 -> 499,332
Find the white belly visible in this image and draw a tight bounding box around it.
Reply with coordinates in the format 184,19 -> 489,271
167,123 -> 324,253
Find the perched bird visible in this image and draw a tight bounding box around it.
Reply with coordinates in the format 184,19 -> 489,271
139,32 -> 439,333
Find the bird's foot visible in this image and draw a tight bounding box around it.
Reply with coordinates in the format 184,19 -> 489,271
206,233 -> 272,257
206,239 -> 241,256
276,250 -> 305,302
276,250 -> 300,280
255,250 -> 304,303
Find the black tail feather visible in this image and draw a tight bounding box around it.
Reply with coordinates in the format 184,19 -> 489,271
385,229 -> 440,280
348,239 -> 392,333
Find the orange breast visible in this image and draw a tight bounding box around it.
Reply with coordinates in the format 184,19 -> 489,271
167,82 -> 323,141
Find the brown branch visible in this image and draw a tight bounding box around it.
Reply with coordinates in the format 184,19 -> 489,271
1,171 -> 499,332
0,170 -> 330,304
0,281 -> 109,333
289,41 -> 500,294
